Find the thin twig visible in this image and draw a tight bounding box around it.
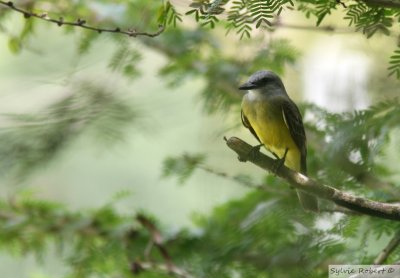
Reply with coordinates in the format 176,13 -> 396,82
198,164 -> 288,195
374,230 -> 400,264
225,136 -> 400,221
0,1 -> 165,38
135,214 -> 193,278
336,0 -> 348,8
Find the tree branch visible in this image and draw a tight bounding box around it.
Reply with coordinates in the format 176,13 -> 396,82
0,199 -> 192,278
306,128 -> 400,199
0,1 -> 165,38
135,215 -> 193,278
225,136 -> 400,221
374,230 -> 400,264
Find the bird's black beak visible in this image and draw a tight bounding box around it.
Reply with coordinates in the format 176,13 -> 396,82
238,81 -> 257,90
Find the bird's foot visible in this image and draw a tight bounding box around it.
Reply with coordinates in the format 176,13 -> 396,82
271,148 -> 289,174
238,143 -> 264,162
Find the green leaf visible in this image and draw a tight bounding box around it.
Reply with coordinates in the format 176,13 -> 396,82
8,37 -> 21,54
162,153 -> 206,184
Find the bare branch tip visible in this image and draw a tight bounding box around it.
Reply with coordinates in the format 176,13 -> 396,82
76,18 -> 86,25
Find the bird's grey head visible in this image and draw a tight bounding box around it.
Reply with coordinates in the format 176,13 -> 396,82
238,70 -> 286,94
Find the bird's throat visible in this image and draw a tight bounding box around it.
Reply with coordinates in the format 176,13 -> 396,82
247,89 -> 263,101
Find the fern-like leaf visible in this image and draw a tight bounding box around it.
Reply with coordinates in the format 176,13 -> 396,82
356,7 -> 392,38
187,0 -> 228,28
158,1 -> 183,27
314,0 -> 338,26
388,48 -> 400,78
344,3 -> 368,26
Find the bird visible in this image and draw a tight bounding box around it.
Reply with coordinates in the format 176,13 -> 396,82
239,70 -> 318,212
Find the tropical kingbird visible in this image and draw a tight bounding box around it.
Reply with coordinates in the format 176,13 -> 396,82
239,70 -> 318,212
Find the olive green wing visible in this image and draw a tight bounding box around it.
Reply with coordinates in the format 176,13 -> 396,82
281,100 -> 307,174
282,100 -> 318,211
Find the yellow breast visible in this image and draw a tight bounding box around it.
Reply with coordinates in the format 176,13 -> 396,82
242,95 -> 301,171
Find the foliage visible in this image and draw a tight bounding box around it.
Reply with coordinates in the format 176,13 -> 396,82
388,48 -> 400,78
158,1 -> 183,27
0,192 -> 187,277
303,100 -> 400,192
162,153 -> 206,184
181,0 -> 400,43
183,0 -> 400,77
0,0 -> 400,277
161,98 -> 400,275
0,81 -> 138,179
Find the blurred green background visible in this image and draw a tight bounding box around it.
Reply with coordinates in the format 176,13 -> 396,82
1,0 -> 400,277
0,14 -> 251,277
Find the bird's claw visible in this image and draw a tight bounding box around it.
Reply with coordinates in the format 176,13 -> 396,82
271,148 -> 289,174
238,143 -> 264,162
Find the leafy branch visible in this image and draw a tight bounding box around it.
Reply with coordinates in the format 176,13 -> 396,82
0,195 -> 192,277
162,153 -> 288,195
373,230 -> 400,264
186,0 -> 227,28
225,136 -> 400,221
158,1 -> 183,27
388,48 -> 400,78
0,81 -> 138,179
0,1 -> 165,37
182,0 -> 400,77
133,215 -> 193,278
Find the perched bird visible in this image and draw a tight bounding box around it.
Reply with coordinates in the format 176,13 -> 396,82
239,70 -> 318,212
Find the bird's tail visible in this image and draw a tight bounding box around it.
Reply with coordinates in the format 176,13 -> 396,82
298,153 -> 319,212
